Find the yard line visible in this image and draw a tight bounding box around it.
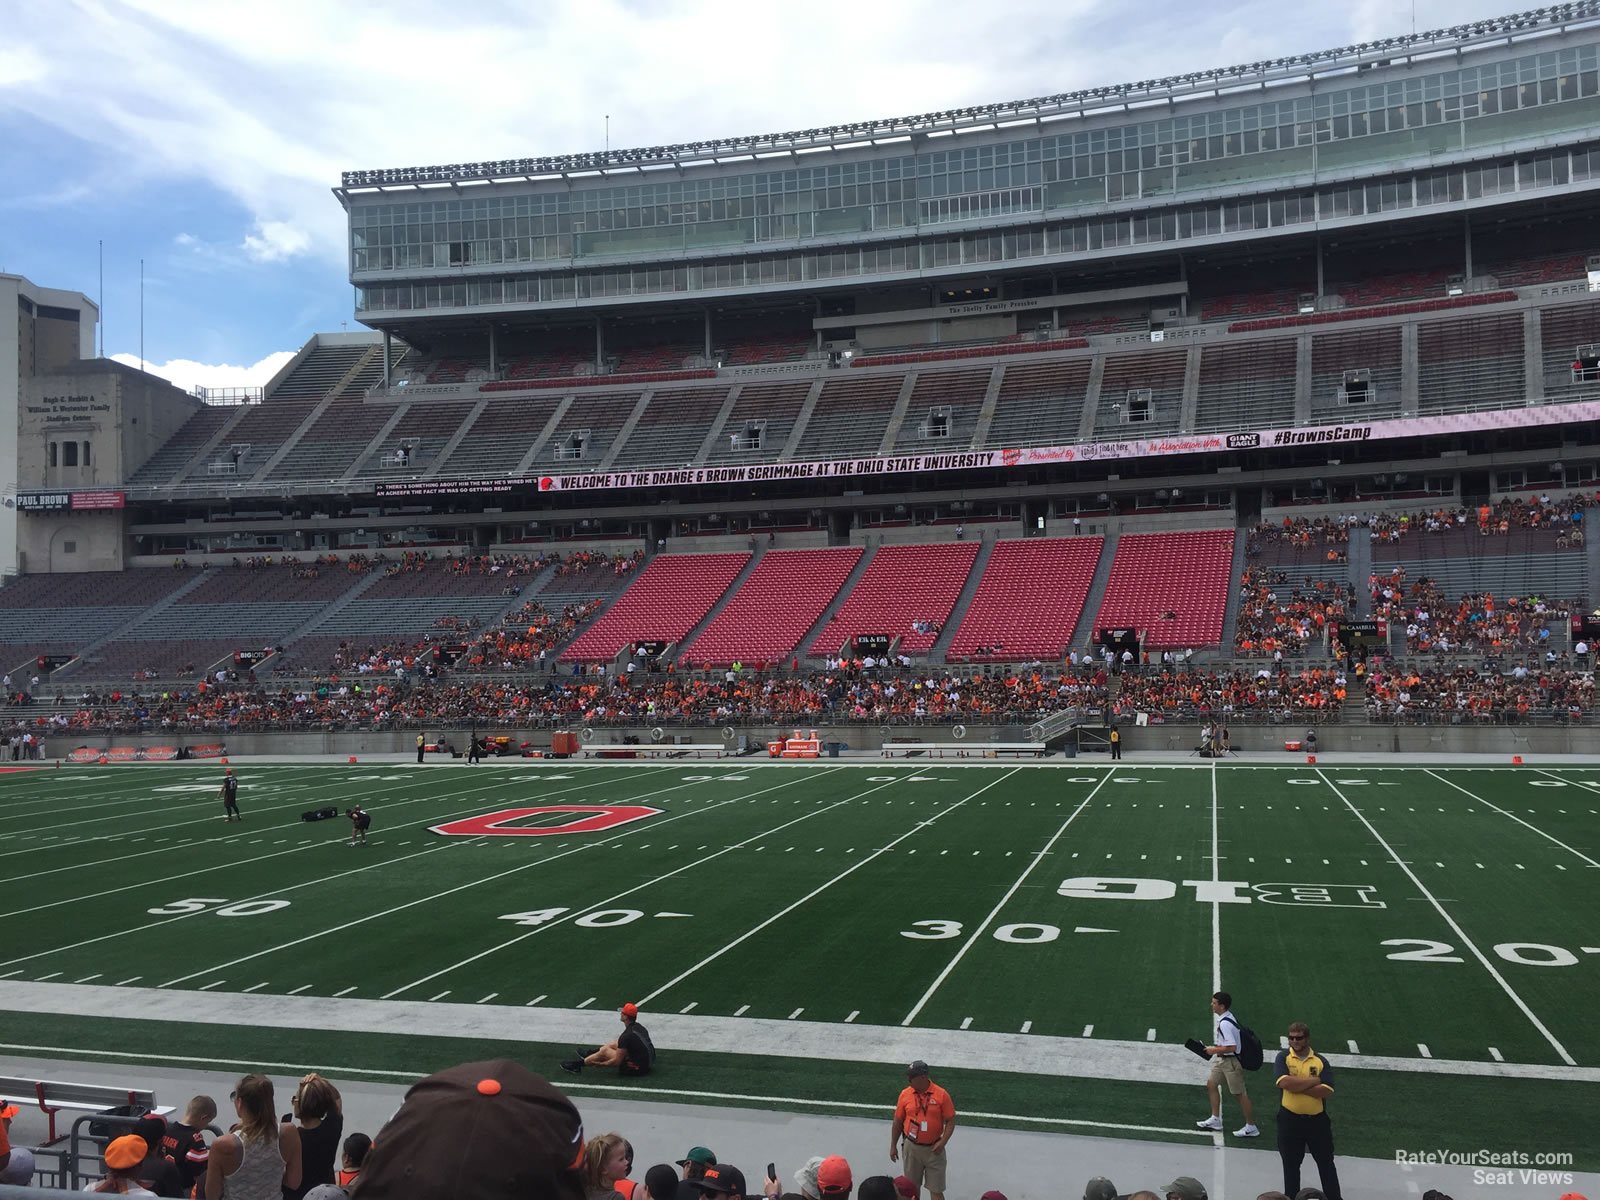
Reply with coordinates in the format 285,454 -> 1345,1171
526,995 -> 547,1007
476,993 -> 497,1004
288,984 -> 313,994
116,976 -> 142,986
1210,763 -> 1222,992
680,1002 -> 698,1014
35,972 -> 61,982
1428,769 -> 1600,868
1318,770 -> 1576,1066
901,768 -> 1112,1027
243,982 -> 270,993
126,770 -> 771,989
336,985 -> 359,998
74,974 -> 101,984
577,997 -> 595,1008
383,769 -> 860,1000
198,980 -> 226,991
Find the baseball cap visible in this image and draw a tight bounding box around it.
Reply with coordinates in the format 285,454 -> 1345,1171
132,1112 -> 167,1150
621,1002 -> 640,1019
1163,1178 -> 1208,1200
0,1102 -> 18,1120
304,1187 -> 349,1200
980,1192 -> 1008,1200
906,1060 -> 929,1079
677,1147 -> 717,1167
699,1165 -> 747,1197
858,1178 -> 897,1200
893,1178 -> 917,1199
817,1156 -> 852,1196
354,1059 -> 585,1200
1084,1178 -> 1119,1200
104,1134 -> 147,1171
1293,1191 -> 1326,1200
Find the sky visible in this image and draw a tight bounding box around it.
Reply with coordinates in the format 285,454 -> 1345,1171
0,0 -> 1528,394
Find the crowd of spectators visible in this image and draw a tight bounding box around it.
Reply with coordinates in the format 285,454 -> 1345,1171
1366,662 -> 1594,723
1369,569 -> 1573,654
1233,567 -> 1354,657
1366,492 -> 1590,544
1245,516 -> 1352,558
462,598 -> 605,670
556,547 -> 645,578
1115,665 -> 1348,723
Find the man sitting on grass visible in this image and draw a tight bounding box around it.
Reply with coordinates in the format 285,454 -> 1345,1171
562,1002 -> 655,1075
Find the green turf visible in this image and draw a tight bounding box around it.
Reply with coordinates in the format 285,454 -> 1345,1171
4,760 -> 1599,1164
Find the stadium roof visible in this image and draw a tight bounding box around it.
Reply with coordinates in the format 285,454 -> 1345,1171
339,2 -> 1600,192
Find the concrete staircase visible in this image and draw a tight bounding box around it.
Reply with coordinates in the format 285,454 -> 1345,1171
1216,526 -> 1251,652
795,543 -> 878,660
670,549 -> 765,662
54,571 -> 215,678
1069,532 -> 1121,658
928,535 -> 996,662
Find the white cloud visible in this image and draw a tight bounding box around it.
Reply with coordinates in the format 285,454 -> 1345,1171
242,220 -> 313,263
111,350 -> 296,396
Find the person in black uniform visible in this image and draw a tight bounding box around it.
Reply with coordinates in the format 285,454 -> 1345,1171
220,770 -> 241,822
347,805 -> 371,847
560,1002 -> 655,1075
1109,725 -> 1122,760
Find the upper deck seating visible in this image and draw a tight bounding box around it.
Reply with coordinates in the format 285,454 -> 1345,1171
705,381 -> 814,463
1416,313 -> 1525,413
1193,339 -> 1297,432
790,374 -> 906,460
982,359 -> 1092,448
609,385 -> 733,469
890,369 -> 991,451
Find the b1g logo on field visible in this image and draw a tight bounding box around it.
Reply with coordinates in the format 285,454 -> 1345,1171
1056,877 -> 1386,909
431,805 -> 660,837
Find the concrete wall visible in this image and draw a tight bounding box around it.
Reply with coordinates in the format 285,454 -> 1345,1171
43,722 -> 1595,760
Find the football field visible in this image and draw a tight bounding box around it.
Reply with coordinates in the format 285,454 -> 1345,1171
2,759 -> 1598,1166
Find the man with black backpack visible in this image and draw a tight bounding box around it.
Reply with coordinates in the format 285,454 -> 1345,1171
1196,990 -> 1260,1137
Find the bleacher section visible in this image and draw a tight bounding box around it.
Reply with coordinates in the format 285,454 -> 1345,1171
0,570 -> 197,676
610,385 -> 733,469
1416,313 -> 1525,413
1540,297 -> 1600,403
125,404 -> 235,487
981,359 -> 1091,448
559,553 -> 750,661
681,547 -> 862,667
946,537 -> 1103,662
1097,348 -> 1185,434
441,394 -> 566,475
304,568 -> 527,641
267,393 -> 396,481
1309,328 -> 1403,419
791,375 -> 907,459
1192,339 -> 1297,432
890,369 -> 990,451
705,381 -> 813,462
806,542 -> 980,657
270,345 -> 370,400
1093,529 -> 1235,647
544,390 -> 648,468
350,399 -> 478,478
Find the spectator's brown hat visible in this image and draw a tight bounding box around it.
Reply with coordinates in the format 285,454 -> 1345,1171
1163,1179 -> 1208,1200
355,1059 -> 584,1200
1084,1178 -> 1118,1200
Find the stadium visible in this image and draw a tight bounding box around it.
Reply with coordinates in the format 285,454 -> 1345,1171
3,4 -> 1600,1197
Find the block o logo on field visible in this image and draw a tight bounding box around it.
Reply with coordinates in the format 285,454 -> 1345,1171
431,805 -> 661,837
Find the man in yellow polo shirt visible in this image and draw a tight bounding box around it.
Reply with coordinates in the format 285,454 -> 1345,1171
1274,1021 -> 1342,1200
889,1060 -> 954,1200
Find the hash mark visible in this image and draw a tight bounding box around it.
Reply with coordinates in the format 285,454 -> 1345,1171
335,986 -> 359,998
289,984 -> 313,994
1145,1028 -> 1157,1041
1021,1020 -> 1032,1033
1489,1047 -> 1504,1062
1418,1044 -> 1432,1058
735,1004 -> 750,1016
1083,1024 -> 1094,1037
787,1007 -> 805,1020
960,1017 -> 973,1030
429,991 -> 450,1002
1347,1040 -> 1360,1054
846,1010 -> 859,1023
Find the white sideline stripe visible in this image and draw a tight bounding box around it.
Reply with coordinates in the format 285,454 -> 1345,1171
901,767 -> 1101,1026
11,981 -> 1600,1087
1210,762 -> 1221,992
1318,770 -> 1576,1066
385,769 -> 844,1000
1432,769 -> 1600,868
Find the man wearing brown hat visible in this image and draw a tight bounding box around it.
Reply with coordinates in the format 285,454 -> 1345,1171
355,1058 -> 586,1200
889,1062 -> 954,1200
